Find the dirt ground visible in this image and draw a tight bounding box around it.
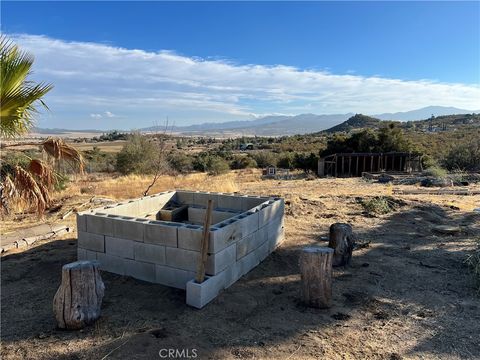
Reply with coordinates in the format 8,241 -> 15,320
1,176 -> 479,359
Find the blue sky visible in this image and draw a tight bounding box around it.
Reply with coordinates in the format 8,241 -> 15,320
2,1 -> 480,130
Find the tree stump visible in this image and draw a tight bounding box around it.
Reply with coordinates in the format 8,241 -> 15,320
299,247 -> 334,308
53,260 -> 105,330
328,223 -> 356,267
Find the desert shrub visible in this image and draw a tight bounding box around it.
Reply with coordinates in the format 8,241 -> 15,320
443,139 -> 480,171
116,133 -> 163,174
358,196 -> 404,215
294,152 -> 319,172
206,156 -> 230,175
231,155 -> 257,169
277,152 -> 295,170
84,147 -> 116,173
251,151 -> 278,168
167,152 -> 193,173
424,165 -> 448,179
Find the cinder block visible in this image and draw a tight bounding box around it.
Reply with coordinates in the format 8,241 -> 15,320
144,221 -> 179,247
76,214 -> 87,232
209,218 -> 244,253
218,194 -> 243,211
97,253 -> 125,275
155,265 -> 195,289
78,231 -> 105,252
112,216 -> 146,242
165,247 -> 199,272
134,242 -> 166,265
186,273 -> 226,309
212,209 -> 238,224
206,243 -> 236,275
124,259 -> 156,282
105,236 -> 135,259
235,211 -> 260,237
178,225 -> 203,251
236,227 -> 267,260
188,207 -> 205,225
258,199 -> 284,227
268,224 -> 285,252
241,196 -> 269,211
223,264 -> 240,288
77,247 -> 87,260
255,240 -> 270,263
175,190 -> 195,205
193,192 -> 219,208
235,249 -> 260,278
85,213 -> 114,236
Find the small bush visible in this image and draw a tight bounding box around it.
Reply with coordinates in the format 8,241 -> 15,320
167,152 -> 193,174
443,140 -> 480,171
231,156 -> 257,169
251,151 -> 278,168
424,166 -> 447,179
358,196 -> 404,215
206,156 -> 230,175
116,133 -> 164,174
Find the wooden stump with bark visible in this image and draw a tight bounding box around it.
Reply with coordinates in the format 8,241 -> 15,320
299,247 -> 334,308
53,260 -> 105,330
328,223 -> 356,267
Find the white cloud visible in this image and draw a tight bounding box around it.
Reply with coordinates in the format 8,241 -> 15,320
11,34 -> 480,128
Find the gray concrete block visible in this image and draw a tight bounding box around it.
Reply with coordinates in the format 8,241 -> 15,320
218,194 -> 243,211
178,225 -> 203,251
186,273 -> 226,308
236,228 -> 267,260
165,247 -> 199,272
235,211 -> 260,237
155,265 -> 195,289
105,236 -> 135,259
112,216 -> 146,241
96,253 -> 125,275
258,199 -> 284,227
193,192 -> 219,208
255,240 -> 270,263
85,213 -> 114,236
206,243 -> 236,275
76,214 -> 87,232
241,196 -> 269,211
235,249 -> 259,278
188,207 -> 205,225
212,209 -> 238,224
209,218 -> 244,253
134,242 -> 166,265
77,247 -> 87,260
175,190 -> 195,205
124,259 -> 156,282
144,221 -> 179,247
78,231 -> 105,252
223,264 -> 240,289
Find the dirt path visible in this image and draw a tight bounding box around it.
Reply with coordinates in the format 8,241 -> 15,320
1,179 -> 479,359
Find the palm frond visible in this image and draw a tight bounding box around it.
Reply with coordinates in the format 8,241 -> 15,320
0,35 -> 53,138
13,165 -> 49,216
41,138 -> 85,173
28,159 -> 55,189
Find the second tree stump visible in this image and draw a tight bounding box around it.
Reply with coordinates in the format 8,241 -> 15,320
299,247 -> 334,308
53,260 -> 105,330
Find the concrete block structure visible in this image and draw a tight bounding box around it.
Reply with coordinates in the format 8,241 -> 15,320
77,190 -> 285,308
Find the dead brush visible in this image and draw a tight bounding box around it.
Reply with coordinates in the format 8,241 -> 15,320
357,196 -> 405,215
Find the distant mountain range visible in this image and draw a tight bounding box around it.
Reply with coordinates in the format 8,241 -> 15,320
33,106 -> 478,137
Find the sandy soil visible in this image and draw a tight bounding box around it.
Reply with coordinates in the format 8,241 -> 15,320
1,177 -> 479,359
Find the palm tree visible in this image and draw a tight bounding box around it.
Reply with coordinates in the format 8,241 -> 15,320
0,36 -> 84,216
0,36 -> 53,138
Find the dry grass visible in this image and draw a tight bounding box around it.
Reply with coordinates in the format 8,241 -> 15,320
63,171 -> 246,200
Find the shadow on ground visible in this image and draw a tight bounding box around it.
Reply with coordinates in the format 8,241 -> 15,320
1,203 -> 479,359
